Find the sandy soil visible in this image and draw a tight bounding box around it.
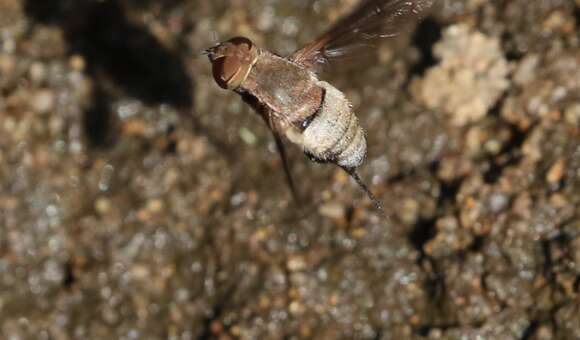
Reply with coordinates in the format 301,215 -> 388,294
0,0 -> 579,339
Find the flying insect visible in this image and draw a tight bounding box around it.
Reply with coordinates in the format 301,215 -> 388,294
205,0 -> 435,211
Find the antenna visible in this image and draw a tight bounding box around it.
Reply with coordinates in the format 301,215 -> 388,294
341,166 -> 384,215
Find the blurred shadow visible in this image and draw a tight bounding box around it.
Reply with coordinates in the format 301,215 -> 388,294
24,0 -> 194,147
408,17 -> 442,80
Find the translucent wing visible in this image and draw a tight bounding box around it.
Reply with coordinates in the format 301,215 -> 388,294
289,0 -> 435,68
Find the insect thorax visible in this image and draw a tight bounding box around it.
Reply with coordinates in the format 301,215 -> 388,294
240,50 -> 323,126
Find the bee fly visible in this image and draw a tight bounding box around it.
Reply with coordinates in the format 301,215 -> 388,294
205,0 -> 435,212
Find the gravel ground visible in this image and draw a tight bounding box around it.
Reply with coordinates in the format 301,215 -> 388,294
0,0 -> 579,339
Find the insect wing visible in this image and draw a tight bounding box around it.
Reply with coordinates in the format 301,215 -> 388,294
289,0 -> 435,68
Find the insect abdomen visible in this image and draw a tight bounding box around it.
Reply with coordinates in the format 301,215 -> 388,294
301,81 -> 366,169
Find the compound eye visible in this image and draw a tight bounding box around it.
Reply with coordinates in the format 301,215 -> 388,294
212,56 -> 242,89
228,37 -> 253,50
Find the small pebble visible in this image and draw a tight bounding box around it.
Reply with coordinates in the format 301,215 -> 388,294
28,62 -> 46,83
146,199 -> 164,213
287,255 -> 306,272
318,202 -> 345,219
546,159 -> 566,184
69,54 -> 86,71
31,89 -> 55,114
95,197 -> 112,214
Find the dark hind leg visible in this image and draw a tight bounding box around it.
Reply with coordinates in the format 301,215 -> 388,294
272,130 -> 301,206
340,166 -> 384,215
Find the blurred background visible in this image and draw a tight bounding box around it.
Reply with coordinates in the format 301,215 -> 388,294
0,0 -> 579,339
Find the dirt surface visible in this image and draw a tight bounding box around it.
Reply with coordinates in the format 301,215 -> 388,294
0,0 -> 579,339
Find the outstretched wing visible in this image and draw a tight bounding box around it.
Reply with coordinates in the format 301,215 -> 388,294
289,0 -> 435,69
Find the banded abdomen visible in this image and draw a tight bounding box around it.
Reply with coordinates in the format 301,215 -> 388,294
300,81 -> 366,170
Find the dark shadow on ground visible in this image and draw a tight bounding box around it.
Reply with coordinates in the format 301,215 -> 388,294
408,17 -> 442,81
24,0 -> 194,147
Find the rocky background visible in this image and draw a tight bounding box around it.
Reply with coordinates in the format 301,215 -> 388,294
0,0 -> 579,339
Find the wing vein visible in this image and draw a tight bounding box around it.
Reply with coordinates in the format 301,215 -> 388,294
289,0 -> 435,69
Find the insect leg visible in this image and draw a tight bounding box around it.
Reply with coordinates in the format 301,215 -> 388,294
260,107 -> 301,206
341,166 -> 384,215
272,129 -> 301,205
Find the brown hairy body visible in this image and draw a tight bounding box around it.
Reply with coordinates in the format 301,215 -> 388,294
205,1 -> 436,211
